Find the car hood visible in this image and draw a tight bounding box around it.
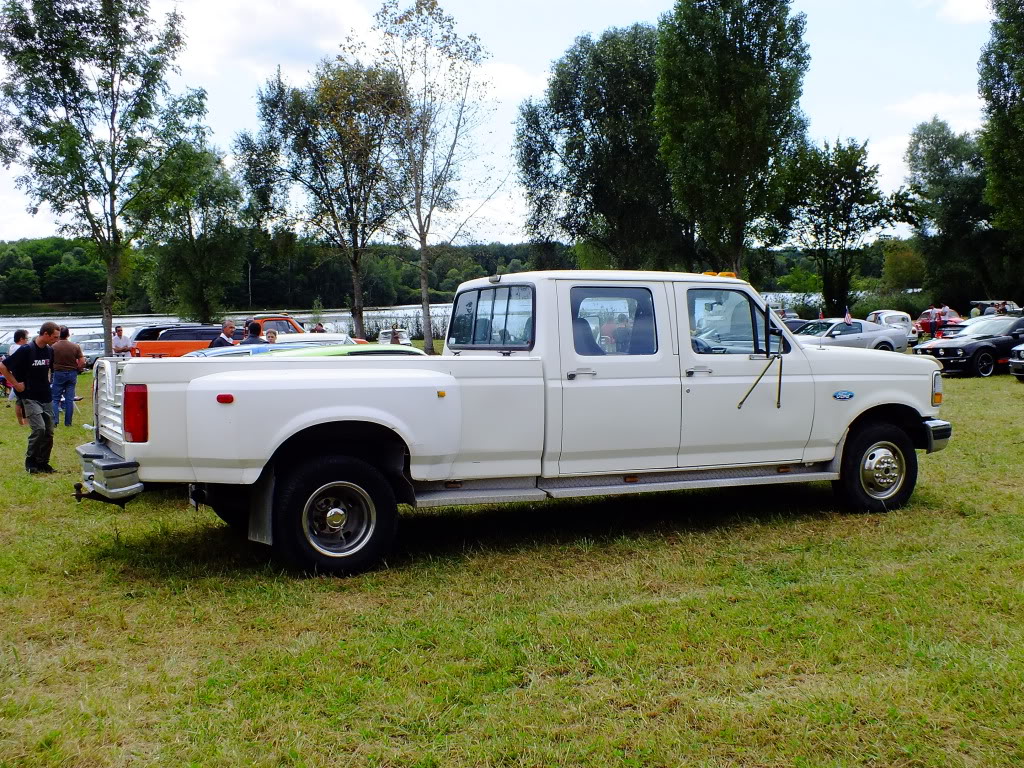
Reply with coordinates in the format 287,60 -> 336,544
801,343 -> 941,375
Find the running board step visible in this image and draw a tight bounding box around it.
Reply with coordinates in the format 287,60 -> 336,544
413,465 -> 837,508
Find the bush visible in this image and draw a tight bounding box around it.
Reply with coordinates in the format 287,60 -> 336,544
851,291 -> 933,319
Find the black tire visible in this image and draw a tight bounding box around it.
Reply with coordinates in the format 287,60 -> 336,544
832,423 -> 918,513
972,349 -> 996,378
875,342 -> 894,352
272,456 -> 397,575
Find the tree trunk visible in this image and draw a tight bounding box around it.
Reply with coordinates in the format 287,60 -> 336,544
419,240 -> 435,354
351,252 -> 365,340
101,236 -> 121,357
728,221 -> 744,275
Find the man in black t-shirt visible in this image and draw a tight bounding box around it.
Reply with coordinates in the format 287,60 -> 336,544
0,321 -> 61,473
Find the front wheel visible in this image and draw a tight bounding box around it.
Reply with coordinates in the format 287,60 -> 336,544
272,456 -> 398,575
972,350 -> 996,377
832,423 -> 918,513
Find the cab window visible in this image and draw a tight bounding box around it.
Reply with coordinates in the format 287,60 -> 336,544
569,286 -> 657,356
448,285 -> 534,349
688,288 -> 788,355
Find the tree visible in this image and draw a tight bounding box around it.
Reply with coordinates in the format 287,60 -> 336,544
904,117 -> 1012,305
3,265 -> 40,301
880,238 -> 925,292
656,0 -> 809,274
980,0 -> 1024,236
374,0 -> 489,353
131,144 -> 244,322
788,139 -> 898,315
516,25 -> 695,270
236,60 -> 408,337
0,0 -> 206,353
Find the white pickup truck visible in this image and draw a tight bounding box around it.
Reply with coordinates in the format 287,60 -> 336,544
76,271 -> 951,574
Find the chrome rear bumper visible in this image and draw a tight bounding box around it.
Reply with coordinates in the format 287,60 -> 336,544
76,441 -> 143,502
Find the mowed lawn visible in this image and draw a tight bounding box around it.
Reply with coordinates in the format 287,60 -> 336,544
1,372 -> 1023,767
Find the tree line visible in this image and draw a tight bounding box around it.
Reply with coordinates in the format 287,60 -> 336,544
2,0 -> 1023,353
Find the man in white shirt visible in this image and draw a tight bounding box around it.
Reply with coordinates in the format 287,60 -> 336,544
112,325 -> 133,357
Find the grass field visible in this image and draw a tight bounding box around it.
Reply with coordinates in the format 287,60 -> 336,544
1,373 -> 1023,767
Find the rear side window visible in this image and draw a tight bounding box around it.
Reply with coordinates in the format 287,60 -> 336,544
570,286 -> 658,356
449,285 -> 534,349
159,327 -> 221,341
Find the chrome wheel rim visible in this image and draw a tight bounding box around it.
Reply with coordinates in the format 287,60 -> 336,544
302,482 -> 376,558
976,353 -> 994,377
859,441 -> 906,501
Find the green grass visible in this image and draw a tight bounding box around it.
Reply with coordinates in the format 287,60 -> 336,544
2,374 -> 1023,766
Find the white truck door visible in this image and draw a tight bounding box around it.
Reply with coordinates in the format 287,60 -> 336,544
676,284 -> 815,467
557,281 -> 681,475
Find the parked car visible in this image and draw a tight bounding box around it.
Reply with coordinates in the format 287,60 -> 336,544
269,344 -> 427,358
793,318 -> 908,352
131,323 -> 244,358
1009,342 -> 1024,382
934,315 -> 986,338
183,342 -> 324,358
377,327 -> 413,345
913,308 -> 963,336
865,310 -> 918,345
783,318 -> 809,333
80,338 -> 108,369
914,314 -> 1024,377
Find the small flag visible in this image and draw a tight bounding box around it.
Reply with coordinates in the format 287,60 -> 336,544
844,306 -> 853,325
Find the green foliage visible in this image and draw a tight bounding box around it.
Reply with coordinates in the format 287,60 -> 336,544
788,139 -> 898,315
656,0 -> 809,273
880,239 -> 925,291
980,0 -> 1024,237
3,265 -> 40,301
904,118 -> 1014,306
851,291 -> 932,319
516,25 -> 695,270
777,264 -> 821,293
42,261 -> 105,302
309,296 -> 325,326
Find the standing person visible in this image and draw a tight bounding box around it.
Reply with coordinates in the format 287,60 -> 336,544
311,322 -> 326,333
209,319 -> 236,348
240,321 -> 268,345
924,304 -> 937,338
0,321 -> 61,473
5,329 -> 28,407
983,302 -> 996,316
266,329 -> 278,344
51,326 -> 85,427
112,325 -> 133,357
970,304 -> 982,318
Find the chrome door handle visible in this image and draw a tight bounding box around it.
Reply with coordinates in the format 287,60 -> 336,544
566,369 -> 598,380
685,366 -> 714,377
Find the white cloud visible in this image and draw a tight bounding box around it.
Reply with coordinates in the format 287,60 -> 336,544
481,61 -> 549,104
868,134 -> 913,193
887,90 -> 984,133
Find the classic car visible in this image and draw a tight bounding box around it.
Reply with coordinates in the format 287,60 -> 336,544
376,327 -> 414,346
793,318 -> 908,352
1009,342 -> 1024,382
913,307 -> 962,336
914,314 -> 1024,377
865,310 -> 918,345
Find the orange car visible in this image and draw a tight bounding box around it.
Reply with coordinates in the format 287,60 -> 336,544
131,324 -> 243,358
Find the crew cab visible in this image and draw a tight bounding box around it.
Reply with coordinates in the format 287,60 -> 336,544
75,271 -> 952,575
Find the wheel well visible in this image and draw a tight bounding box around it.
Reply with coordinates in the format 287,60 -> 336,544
270,421 -> 414,505
848,404 -> 928,450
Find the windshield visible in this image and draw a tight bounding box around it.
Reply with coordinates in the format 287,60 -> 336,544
960,317 -> 1017,336
794,320 -> 833,337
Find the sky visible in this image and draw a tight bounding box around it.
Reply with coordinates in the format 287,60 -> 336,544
0,0 -> 996,245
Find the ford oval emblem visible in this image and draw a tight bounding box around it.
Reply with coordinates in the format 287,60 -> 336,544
833,390 -> 855,401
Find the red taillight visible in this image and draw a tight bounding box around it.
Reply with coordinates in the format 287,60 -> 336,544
123,384 -> 148,443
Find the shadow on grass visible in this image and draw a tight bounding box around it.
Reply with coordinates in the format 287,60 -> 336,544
84,482 -> 843,581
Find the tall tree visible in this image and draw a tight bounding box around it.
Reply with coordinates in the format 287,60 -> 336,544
0,0 -> 206,353
788,139 -> 898,315
656,0 -> 809,274
516,25 -> 696,270
130,144 -> 244,322
979,0 -> 1024,236
374,0 -> 488,354
904,117 -> 1012,305
236,60 -> 407,338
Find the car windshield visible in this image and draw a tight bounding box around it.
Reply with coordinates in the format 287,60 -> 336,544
960,316 -> 1017,336
794,321 -> 833,337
